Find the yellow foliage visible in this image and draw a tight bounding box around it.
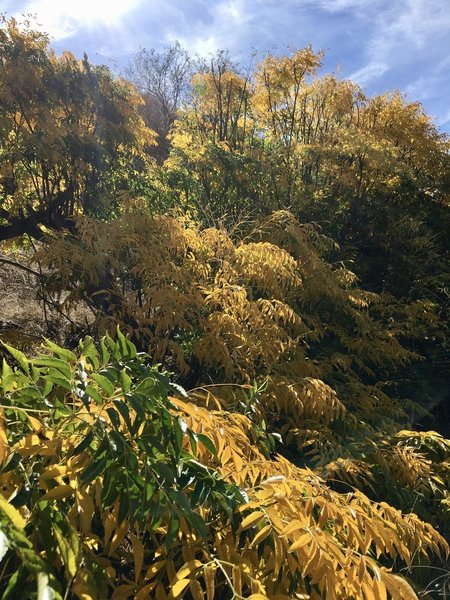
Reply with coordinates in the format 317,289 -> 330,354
1,329 -> 449,599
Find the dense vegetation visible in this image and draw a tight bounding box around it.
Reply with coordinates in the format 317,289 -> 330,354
0,16 -> 449,599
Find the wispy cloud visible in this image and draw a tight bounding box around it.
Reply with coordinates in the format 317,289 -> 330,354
13,0 -> 143,41
347,0 -> 450,84
349,62 -> 388,86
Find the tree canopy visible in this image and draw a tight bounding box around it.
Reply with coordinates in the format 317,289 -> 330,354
0,18 -> 154,242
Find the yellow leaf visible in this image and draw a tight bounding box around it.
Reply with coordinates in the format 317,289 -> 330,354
241,511 -> 266,530
232,566 -> 242,597
383,573 -> 417,600
302,545 -> 320,578
221,445 -> 232,465
189,580 -> 204,600
0,422 -> 10,466
280,519 -> 306,537
0,493 -> 26,529
53,526 -> 77,578
16,435 -> 58,457
289,532 -> 311,552
145,560 -> 167,580
362,582 -> 376,600
250,524 -> 272,547
176,560 -> 203,580
171,578 -> 190,598
236,501 -> 261,513
104,511 -> 116,546
109,519 -> 128,555
40,465 -> 69,480
111,584 -> 136,600
72,581 -> 97,600
204,565 -> 215,600
247,595 -> 269,600
373,577 -> 387,600
26,414 -> 44,433
132,537 -> 145,583
156,582 -> 168,600
41,484 -> 75,501
77,489 -> 94,534
135,582 -> 157,600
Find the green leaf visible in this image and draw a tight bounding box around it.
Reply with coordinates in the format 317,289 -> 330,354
80,336 -> 99,370
42,379 -> 54,397
1,565 -> 22,598
165,509 -> 180,551
106,407 -> 121,430
18,386 -> 42,400
126,338 -> 137,359
54,525 -> 77,579
144,482 -> 155,503
1,359 -> 12,380
187,429 -> 198,454
91,373 -> 115,397
72,430 -> 94,456
135,377 -> 156,395
30,366 -> 40,383
1,343 -> 29,373
197,434 -> 217,457
127,394 -> 146,419
116,327 -> 128,358
32,358 -> 72,380
84,385 -> 103,405
184,510 -> 207,538
153,461 -> 175,484
113,400 -> 132,431
119,368 -> 132,393
43,374 -> 71,391
191,480 -> 211,507
81,454 -> 108,484
99,338 -> 110,366
172,419 -> 183,457
43,339 -> 77,363
169,382 -> 189,398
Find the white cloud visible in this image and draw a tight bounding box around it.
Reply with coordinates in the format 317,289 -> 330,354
312,0 -> 381,12
191,35 -> 220,56
14,0 -> 142,41
166,0 -> 250,57
349,0 -> 450,86
349,62 -> 388,86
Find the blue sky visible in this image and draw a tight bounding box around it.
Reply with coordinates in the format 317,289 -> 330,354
4,0 -> 450,133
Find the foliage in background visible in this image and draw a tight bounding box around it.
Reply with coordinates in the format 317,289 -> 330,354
160,46 -> 449,428
36,210 -> 450,534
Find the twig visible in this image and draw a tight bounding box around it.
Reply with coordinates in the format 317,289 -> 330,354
0,257 -> 41,278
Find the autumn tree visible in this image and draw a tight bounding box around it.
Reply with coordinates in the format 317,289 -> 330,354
164,48 -> 449,422
0,17 -> 154,242
125,42 -> 192,161
164,53 -> 270,225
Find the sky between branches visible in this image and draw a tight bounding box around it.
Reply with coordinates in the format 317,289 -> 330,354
4,0 -> 450,133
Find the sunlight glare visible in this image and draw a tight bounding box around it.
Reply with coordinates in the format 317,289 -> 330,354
16,0 -> 141,40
